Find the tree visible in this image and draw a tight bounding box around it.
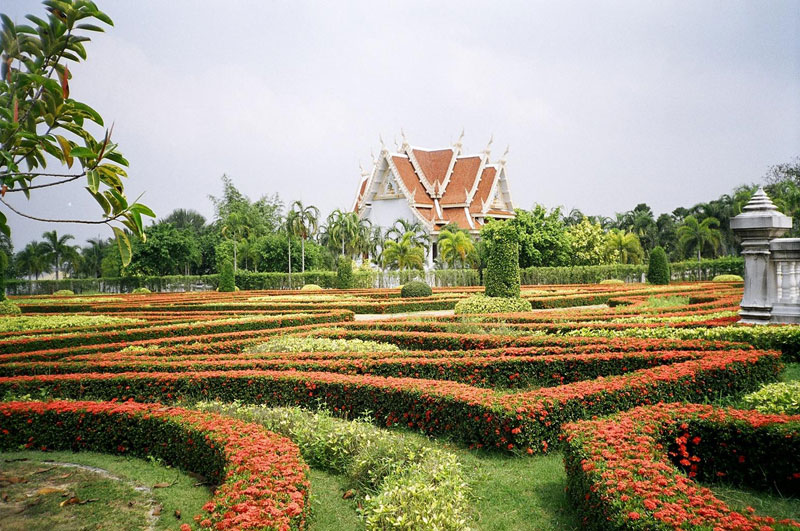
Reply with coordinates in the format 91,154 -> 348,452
647,246 -> 670,285
0,1 -> 154,262
604,229 -> 644,265
437,229 -> 476,269
40,230 -> 77,279
221,209 -> 249,274
677,215 -> 722,277
566,218 -> 609,266
16,241 -> 49,279
288,201 -> 319,273
386,218 -> 430,253
382,232 -> 425,271
77,236 -> 108,278
482,220 -> 521,298
323,209 -> 370,259
508,205 -> 571,268
161,209 -> 206,233
128,223 -> 200,276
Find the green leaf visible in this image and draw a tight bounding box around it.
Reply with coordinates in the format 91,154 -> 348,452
0,210 -> 10,238
75,23 -> 105,32
112,226 -> 132,266
129,202 -> 156,218
54,134 -> 74,168
86,169 -> 100,193
87,187 -> 111,216
70,146 -> 95,158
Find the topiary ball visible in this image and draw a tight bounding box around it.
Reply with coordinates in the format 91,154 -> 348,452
132,287 -> 152,294
647,246 -> 670,285
400,281 -> 432,298
0,300 -> 21,315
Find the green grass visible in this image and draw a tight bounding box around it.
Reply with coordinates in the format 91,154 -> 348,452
0,450 -> 211,530
706,483 -> 800,522
307,468 -> 364,530
451,449 -> 580,531
644,295 -> 690,308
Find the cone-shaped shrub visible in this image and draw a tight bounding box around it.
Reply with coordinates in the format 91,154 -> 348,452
337,257 -> 354,289
219,258 -> 236,292
482,221 -> 521,298
647,246 -> 670,285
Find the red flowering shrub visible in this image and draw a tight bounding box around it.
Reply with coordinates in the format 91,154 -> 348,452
0,400 -> 309,530
563,403 -> 800,530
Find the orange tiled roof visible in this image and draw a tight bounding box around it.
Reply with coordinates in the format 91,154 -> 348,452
356,139 -> 513,232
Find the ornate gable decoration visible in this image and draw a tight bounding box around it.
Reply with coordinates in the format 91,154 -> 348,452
353,134 -> 516,232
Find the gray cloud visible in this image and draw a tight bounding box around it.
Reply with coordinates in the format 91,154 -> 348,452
3,0 -> 798,247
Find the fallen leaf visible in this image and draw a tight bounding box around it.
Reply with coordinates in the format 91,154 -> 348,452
55,473 -> 72,479
152,503 -> 162,516
152,482 -> 171,489
60,496 -> 81,507
342,489 -> 355,500
36,487 -> 64,495
174,509 -> 181,519
32,467 -> 56,475
0,476 -> 27,484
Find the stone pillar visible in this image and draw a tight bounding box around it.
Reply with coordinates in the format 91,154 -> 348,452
730,189 -> 791,324
768,238 -> 800,324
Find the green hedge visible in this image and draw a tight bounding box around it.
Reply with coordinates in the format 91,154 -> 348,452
647,247 -> 670,285
454,294 -> 532,315
483,221 -> 521,297
400,281 -> 432,298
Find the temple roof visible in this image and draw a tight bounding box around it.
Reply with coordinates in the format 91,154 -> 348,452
354,136 -> 515,233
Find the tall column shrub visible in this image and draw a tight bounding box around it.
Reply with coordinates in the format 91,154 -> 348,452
482,221 -> 521,298
337,257 -> 354,289
647,246 -> 670,285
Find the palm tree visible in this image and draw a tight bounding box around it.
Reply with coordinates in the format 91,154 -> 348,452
16,242 -> 49,280
604,229 -> 644,265
382,232 -> 425,271
285,210 -> 298,286
288,201 -> 320,273
324,210 -> 370,258
221,210 -> 250,274
40,231 -> 77,280
161,209 -> 207,233
437,229 -> 476,268
80,237 -> 109,278
677,215 -> 722,278
386,219 -> 430,252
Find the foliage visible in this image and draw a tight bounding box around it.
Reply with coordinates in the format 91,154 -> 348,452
566,218 -> 611,266
300,283 -> 322,291
217,257 -> 235,292
454,294 -> 532,314
323,209 -> 372,259
742,381 -> 800,415
599,279 -> 625,285
287,200 -> 319,274
40,230 -> 78,280
482,220 -> 521,297
0,299 -> 20,315
646,246 -> 670,285
0,1 -> 154,261
437,229 -> 476,269
196,403 -> 470,531
400,280 -> 432,298
246,336 -> 400,354
713,274 -> 743,282
678,215 -> 722,262
127,223 -> 200,276
382,231 -> 425,271
604,229 -> 644,264
337,256 -> 354,289
53,288 -> 74,296
15,241 -> 50,279
0,249 -> 6,300
0,314 -> 140,333
131,287 -> 150,294
508,205 -> 571,268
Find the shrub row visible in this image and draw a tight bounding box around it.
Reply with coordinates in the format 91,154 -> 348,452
0,348 -> 780,454
563,403 -> 800,530
0,400 -> 309,530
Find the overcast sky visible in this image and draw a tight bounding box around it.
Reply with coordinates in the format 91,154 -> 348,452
3,0 -> 799,248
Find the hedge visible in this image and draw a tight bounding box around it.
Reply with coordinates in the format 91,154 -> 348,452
0,348 -> 780,454
563,403 -> 800,530
0,400 -> 309,530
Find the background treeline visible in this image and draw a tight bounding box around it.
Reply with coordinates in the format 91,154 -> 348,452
2,158 -> 797,282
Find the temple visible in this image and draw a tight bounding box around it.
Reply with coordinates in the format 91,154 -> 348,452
353,133 -> 515,266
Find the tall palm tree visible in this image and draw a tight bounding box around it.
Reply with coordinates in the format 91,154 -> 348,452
221,210 -> 249,274
80,237 -> 109,278
324,210 -> 369,258
288,201 -> 320,273
677,215 -> 722,278
40,231 -> 77,280
382,232 -> 425,271
604,229 -> 644,265
16,242 -> 49,280
386,218 -> 430,252
285,210 -> 298,286
161,209 -> 207,233
437,229 -> 476,269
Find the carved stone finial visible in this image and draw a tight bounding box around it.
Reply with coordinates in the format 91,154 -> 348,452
499,145 -> 510,164
482,135 -> 494,157
359,163 -> 369,177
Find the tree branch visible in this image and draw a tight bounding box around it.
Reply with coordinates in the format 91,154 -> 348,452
2,174 -> 84,192
0,197 -> 123,225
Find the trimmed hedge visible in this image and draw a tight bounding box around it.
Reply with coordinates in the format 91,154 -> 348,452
713,274 -> 744,282
0,400 -> 310,530
647,246 -> 670,285
218,259 -> 235,292
400,281 -> 432,298
454,294 -> 532,315
743,381 -> 800,414
563,403 -> 800,530
337,257 -> 354,289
